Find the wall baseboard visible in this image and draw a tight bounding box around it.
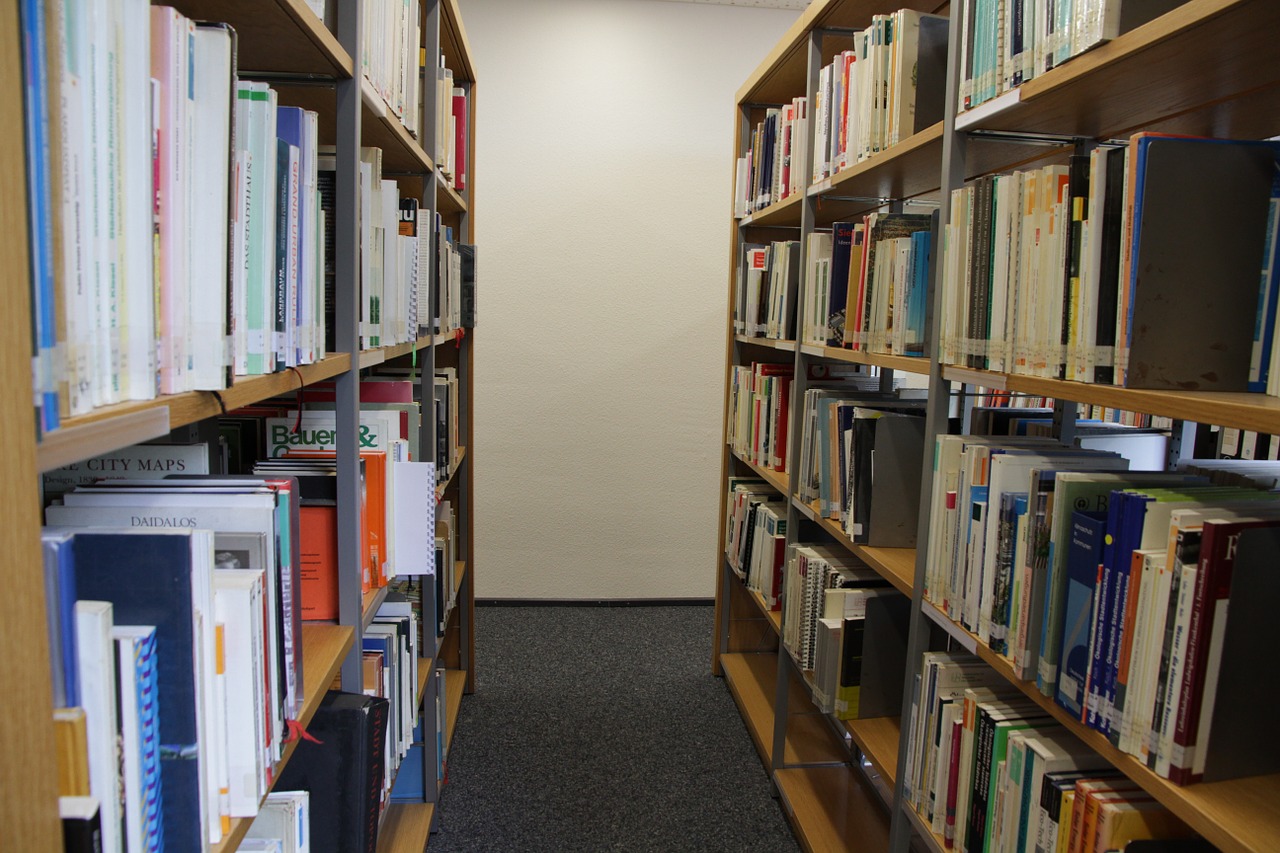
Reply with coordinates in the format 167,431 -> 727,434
476,598 -> 714,608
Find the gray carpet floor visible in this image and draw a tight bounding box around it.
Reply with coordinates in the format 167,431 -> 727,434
425,605 -> 801,852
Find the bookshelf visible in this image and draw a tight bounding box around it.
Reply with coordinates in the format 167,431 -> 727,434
714,1 -> 1280,852
2,0 -> 477,847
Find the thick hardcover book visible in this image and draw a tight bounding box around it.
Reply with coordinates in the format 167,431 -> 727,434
1200,524 -> 1280,783
69,530 -> 211,853
828,222 -> 858,346
1123,136 -> 1278,389
1055,510 -> 1107,719
459,243 -> 477,329
275,691 -> 390,853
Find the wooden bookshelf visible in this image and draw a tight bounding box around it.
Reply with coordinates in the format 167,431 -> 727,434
36,354 -> 353,471
169,0 -> 354,78
721,652 -> 847,768
5,0 -> 480,843
214,624 -> 355,853
437,445 -> 468,499
775,765 -> 892,853
902,803 -> 947,853
443,669 -> 466,752
920,602 -> 1280,853
437,172 -> 468,215
795,501 -> 916,597
955,0 -> 1280,143
845,716 -> 901,789
944,365 -> 1280,436
798,344 -> 929,375
362,585 -> 392,629
377,802 -> 435,853
731,448 -> 790,496
736,334 -> 798,353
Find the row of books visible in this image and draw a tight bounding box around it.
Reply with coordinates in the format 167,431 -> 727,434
724,478 -> 786,610
435,63 -> 469,192
436,226 -> 476,336
362,0 -> 423,137
44,477 -> 305,851
733,241 -> 799,341
734,96 -> 808,217
940,134 -> 1280,395
801,213 -> 934,355
727,361 -> 793,473
958,0 -> 1181,114
19,2 -> 475,436
923,435 -> 1280,785
810,10 -> 948,181
905,652 -> 1195,853
781,544 -> 889,673
794,388 -> 924,545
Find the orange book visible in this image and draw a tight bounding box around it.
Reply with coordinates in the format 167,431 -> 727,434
1069,779 -> 1141,853
299,504 -> 339,620
1092,799 -> 1192,853
286,449 -> 387,591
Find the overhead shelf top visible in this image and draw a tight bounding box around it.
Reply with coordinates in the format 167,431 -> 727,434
736,0 -> 947,107
170,0 -> 354,78
956,0 -> 1280,142
441,0 -> 477,83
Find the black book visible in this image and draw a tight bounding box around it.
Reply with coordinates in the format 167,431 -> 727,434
459,243 -> 477,329
317,164 -> 337,354
1061,153 -> 1090,379
276,691 -> 390,853
60,796 -> 102,853
1093,146 -> 1126,384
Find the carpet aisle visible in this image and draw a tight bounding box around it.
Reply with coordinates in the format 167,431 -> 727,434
425,605 -> 801,852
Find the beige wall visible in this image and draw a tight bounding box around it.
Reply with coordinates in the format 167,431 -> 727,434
460,0 -> 798,598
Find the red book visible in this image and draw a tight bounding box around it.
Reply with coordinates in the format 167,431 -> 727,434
1169,516 -> 1280,784
299,504 -> 339,620
451,90 -> 467,191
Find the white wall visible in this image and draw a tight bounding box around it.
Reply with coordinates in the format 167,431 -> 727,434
458,0 -> 797,599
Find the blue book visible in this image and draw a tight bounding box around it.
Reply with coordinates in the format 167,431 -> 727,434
906,229 -> 931,356
18,0 -> 57,433
70,530 -> 208,853
1250,157 -> 1280,391
277,106 -> 308,364
1084,490 -> 1136,733
41,532 -> 79,707
1055,510 -> 1108,718
828,222 -> 858,346
115,625 -> 165,853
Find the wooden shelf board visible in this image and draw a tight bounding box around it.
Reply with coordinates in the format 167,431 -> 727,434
810,124 -> 1059,226
41,354 -> 351,460
272,84 -> 433,176
214,624 -> 355,853
436,446 -> 467,499
440,0 -> 477,82
775,765 -> 892,853
443,669 -> 466,752
437,173 -> 468,215
721,652 -> 847,767
417,659 -> 432,706
736,0 -> 945,106
844,716 -> 900,789
740,192 -> 804,228
736,335 -> 798,353
169,0 -> 353,78
800,502 -> 916,597
924,603 -> 1280,853
902,802 -> 948,853
749,586 -> 783,637
957,0 -> 1280,142
799,344 -> 929,375
942,365 -> 1280,434
363,585 -> 391,628
376,802 -> 435,853
731,449 -> 791,496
